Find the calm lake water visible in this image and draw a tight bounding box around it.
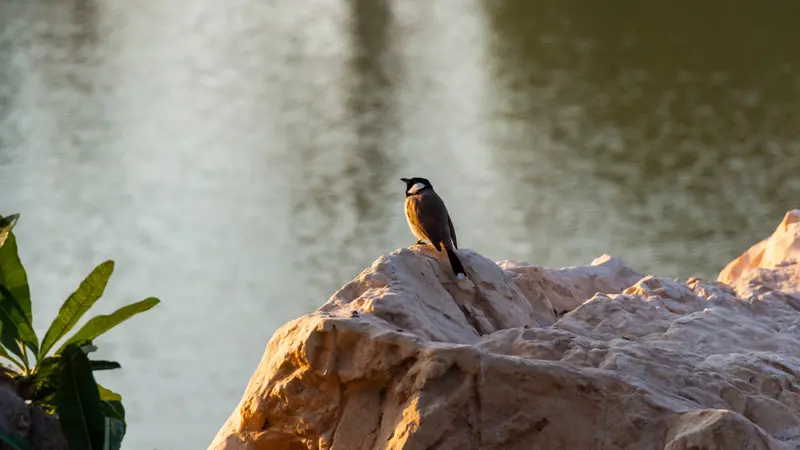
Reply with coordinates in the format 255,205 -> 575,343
1,1 -> 799,448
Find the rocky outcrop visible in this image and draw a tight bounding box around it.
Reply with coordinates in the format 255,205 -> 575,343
0,374 -> 68,450
210,210 -> 800,450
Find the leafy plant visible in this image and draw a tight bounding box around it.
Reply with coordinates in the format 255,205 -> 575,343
0,213 -> 159,449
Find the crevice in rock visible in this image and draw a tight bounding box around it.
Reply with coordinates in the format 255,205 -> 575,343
532,417 -> 549,433
425,259 -> 485,336
425,428 -> 452,450
472,369 -> 483,448
389,357 -> 416,380
459,304 -> 485,336
359,386 -> 388,450
328,379 -> 349,449
470,285 -> 502,331
374,386 -> 387,431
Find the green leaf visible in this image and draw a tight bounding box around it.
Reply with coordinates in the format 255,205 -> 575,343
0,214 -> 20,250
39,261 -> 115,359
100,402 -> 126,450
0,425 -> 30,450
0,300 -> 33,370
0,322 -> 24,365
55,345 -> 106,450
102,414 -> 125,450
56,297 -> 160,354
0,285 -> 39,355
0,334 -> 25,372
90,360 -> 121,371
0,216 -> 31,323
97,386 -> 126,450
97,384 -> 122,403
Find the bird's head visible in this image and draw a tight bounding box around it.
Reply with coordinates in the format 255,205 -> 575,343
401,177 -> 433,196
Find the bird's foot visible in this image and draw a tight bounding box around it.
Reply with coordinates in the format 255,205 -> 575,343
414,239 -> 427,246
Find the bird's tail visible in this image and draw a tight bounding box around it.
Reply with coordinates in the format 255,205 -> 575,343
444,245 -> 467,279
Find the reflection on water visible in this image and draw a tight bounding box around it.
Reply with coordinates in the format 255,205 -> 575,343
1,0 -> 799,448
483,1 -> 800,274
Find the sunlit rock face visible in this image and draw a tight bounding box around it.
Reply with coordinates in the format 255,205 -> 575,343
210,211 -> 800,450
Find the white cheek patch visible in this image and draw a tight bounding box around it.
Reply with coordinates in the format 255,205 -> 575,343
408,182 -> 426,194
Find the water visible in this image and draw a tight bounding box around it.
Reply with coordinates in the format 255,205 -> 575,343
1,1 -> 799,448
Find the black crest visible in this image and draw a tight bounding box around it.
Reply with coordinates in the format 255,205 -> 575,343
401,177 -> 432,188
400,177 -> 433,196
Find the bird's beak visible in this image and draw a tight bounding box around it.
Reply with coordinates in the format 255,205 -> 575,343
400,178 -> 409,183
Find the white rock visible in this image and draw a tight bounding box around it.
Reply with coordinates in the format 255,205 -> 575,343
210,212 -> 800,450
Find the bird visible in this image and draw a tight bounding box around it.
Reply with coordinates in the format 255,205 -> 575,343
401,177 -> 466,279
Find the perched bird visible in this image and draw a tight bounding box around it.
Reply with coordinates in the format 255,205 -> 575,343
401,177 -> 466,279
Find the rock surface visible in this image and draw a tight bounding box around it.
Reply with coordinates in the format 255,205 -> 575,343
0,373 -> 68,450
210,211 -> 800,450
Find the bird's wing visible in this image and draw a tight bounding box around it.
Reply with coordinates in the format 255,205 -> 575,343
408,194 -> 449,250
